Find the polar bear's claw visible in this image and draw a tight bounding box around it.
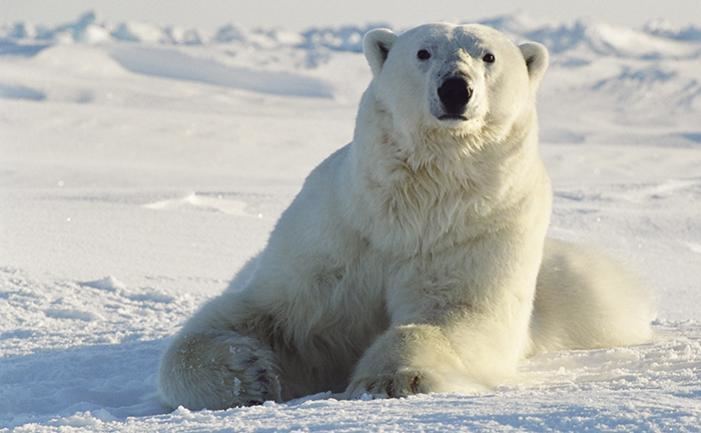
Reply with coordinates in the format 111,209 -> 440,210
349,371 -> 428,399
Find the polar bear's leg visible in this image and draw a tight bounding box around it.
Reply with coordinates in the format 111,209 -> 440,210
158,289 -> 283,410
158,330 -> 281,410
346,324 -> 473,398
347,230 -> 546,398
529,238 -> 654,354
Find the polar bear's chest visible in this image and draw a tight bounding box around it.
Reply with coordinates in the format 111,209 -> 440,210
363,180 -> 492,257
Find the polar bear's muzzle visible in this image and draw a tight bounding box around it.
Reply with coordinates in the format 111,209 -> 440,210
437,76 -> 473,120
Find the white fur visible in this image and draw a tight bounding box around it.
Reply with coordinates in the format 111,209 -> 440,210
158,23 -> 653,410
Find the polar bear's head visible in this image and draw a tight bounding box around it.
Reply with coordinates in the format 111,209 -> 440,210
363,23 -> 548,141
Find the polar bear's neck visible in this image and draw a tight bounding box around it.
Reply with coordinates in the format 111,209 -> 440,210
351,90 -> 541,202
347,89 -> 547,255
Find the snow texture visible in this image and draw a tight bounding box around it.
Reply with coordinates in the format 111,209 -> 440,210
0,10 -> 700,433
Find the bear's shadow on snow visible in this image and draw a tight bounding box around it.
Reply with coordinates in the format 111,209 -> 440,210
0,338 -> 171,428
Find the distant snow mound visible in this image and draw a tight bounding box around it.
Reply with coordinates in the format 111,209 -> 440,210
1,11 -> 699,61
109,45 -> 334,98
213,25 -> 304,48
591,65 -> 701,112
482,17 -> 701,59
643,20 -> 701,42
300,24 -> 390,52
0,83 -> 46,101
80,276 -> 127,292
143,193 -> 254,217
477,12 -> 542,37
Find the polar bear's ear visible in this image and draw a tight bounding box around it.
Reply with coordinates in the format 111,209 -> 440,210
519,42 -> 549,90
363,28 -> 398,76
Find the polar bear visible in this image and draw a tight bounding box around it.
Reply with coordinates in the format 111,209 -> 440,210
158,23 -> 654,410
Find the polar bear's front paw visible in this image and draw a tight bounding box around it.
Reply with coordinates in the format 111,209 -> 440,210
226,344 -> 282,406
347,369 -> 431,399
159,332 -> 282,410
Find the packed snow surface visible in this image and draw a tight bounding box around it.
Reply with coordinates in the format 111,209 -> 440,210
1,11 -> 700,433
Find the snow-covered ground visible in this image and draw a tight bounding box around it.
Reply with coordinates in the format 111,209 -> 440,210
1,12 -> 700,432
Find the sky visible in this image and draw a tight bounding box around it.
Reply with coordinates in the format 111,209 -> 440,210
1,0 -> 700,30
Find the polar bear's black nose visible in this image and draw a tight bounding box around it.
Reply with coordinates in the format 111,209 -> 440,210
437,76 -> 472,115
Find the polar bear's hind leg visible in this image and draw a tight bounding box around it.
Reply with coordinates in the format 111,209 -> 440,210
529,239 -> 655,354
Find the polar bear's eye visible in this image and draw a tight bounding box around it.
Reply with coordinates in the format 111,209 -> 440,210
482,53 -> 496,63
417,49 -> 431,60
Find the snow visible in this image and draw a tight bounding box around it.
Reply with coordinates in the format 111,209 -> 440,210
109,45 -> 334,98
1,11 -> 700,433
